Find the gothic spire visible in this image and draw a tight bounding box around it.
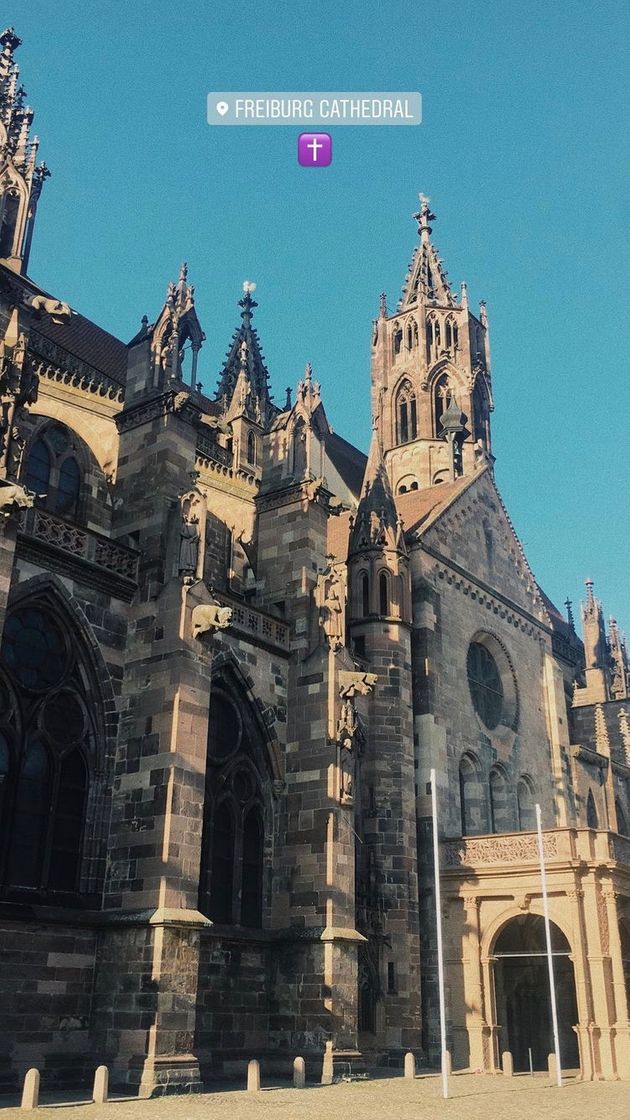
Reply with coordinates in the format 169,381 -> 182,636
0,27 -> 50,274
609,617 -> 629,701
398,193 -> 454,310
349,429 -> 406,556
216,281 -> 274,427
148,263 -> 205,389
581,579 -> 608,672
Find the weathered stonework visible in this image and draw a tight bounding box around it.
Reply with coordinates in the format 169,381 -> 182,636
0,30 -> 629,1095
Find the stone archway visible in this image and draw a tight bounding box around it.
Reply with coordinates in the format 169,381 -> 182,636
492,914 -> 580,1072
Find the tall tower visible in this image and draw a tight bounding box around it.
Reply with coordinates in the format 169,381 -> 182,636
371,194 -> 493,494
0,28 -> 50,274
346,429 -> 422,1057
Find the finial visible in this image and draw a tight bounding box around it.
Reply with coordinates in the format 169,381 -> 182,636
379,291 -> 388,317
239,281 -> 258,320
585,578 -> 594,604
564,597 -> 575,630
178,262 -> 188,283
284,386 -> 292,410
413,192 -> 436,242
0,27 -> 21,60
304,361 -> 312,383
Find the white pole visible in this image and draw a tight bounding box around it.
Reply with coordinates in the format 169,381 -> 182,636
430,768 -> 448,1099
535,803 -> 562,1087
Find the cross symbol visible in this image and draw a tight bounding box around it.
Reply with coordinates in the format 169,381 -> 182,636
307,137 -> 324,163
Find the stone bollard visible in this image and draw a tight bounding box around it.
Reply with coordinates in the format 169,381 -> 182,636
404,1051 -> 416,1079
247,1059 -> 261,1092
502,1051 -> 513,1078
321,1040 -> 334,1086
443,1050 -> 452,1075
93,1065 -> 109,1104
293,1056 -> 306,1089
21,1069 -> 40,1110
548,1052 -> 558,1082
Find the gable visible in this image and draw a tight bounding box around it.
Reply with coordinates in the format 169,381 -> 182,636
409,469 -> 548,623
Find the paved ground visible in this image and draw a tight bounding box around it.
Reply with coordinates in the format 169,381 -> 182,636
2,1072 -> 630,1120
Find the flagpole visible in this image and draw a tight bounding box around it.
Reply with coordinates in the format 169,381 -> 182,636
430,768 -> 448,1099
535,802 -> 562,1087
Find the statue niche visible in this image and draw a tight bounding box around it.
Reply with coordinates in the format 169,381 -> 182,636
178,490 -> 206,584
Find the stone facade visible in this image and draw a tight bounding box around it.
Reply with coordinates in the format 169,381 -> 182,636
1,26 -> 630,1096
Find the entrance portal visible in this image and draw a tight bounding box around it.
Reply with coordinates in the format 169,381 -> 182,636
493,914 -> 579,1072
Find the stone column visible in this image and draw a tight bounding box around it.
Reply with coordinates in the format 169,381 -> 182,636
566,887 -> 596,1082
582,878 -> 617,1079
602,887 -> 630,1077
461,895 -> 490,1071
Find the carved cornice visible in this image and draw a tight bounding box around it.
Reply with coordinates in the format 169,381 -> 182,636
115,389 -> 199,433
28,332 -> 124,402
421,550 -> 547,639
255,478 -> 331,514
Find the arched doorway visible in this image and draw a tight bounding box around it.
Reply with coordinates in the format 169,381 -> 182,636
493,914 -> 579,1072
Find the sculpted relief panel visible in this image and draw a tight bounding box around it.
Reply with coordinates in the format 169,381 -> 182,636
443,833 -> 559,868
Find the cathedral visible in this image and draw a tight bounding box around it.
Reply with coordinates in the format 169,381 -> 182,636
1,27 -> 630,1096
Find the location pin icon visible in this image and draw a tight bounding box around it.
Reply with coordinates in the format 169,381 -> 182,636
216,101 -> 229,116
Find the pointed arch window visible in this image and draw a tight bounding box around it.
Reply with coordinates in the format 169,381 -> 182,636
246,430 -> 257,466
209,801 -> 235,924
616,798 -> 629,837
459,753 -> 486,835
379,571 -> 389,617
406,320 -> 418,351
0,188 -> 22,259
23,423 -> 82,521
0,603 -> 95,898
489,767 -> 512,833
359,571 -> 370,618
434,373 -> 452,437
445,317 -> 459,353
517,776 -> 536,831
241,806 -> 264,928
586,788 -> 598,829
396,380 -> 417,445
199,687 -> 268,928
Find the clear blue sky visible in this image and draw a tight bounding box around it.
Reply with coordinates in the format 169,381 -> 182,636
11,0 -> 630,629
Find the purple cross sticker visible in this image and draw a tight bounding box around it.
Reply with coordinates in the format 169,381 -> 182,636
297,133 -> 332,167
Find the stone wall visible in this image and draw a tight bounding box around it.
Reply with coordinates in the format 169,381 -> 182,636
0,920 -> 97,1092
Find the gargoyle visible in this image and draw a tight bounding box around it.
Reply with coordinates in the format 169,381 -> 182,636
191,601 -> 232,639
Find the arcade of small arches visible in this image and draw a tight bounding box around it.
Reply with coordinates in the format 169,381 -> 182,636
458,752 -> 538,836
390,313 -> 460,366
392,366 -> 469,454
353,566 -> 408,621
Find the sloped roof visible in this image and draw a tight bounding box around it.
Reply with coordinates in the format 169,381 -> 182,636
537,586 -> 582,649
1,264 -> 128,387
326,431 -> 367,500
395,473 -> 478,535
327,509 -> 353,562
33,308 -> 128,386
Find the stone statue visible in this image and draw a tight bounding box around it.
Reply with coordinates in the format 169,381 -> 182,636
321,570 -> 344,651
179,514 -> 200,580
191,601 -> 232,639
